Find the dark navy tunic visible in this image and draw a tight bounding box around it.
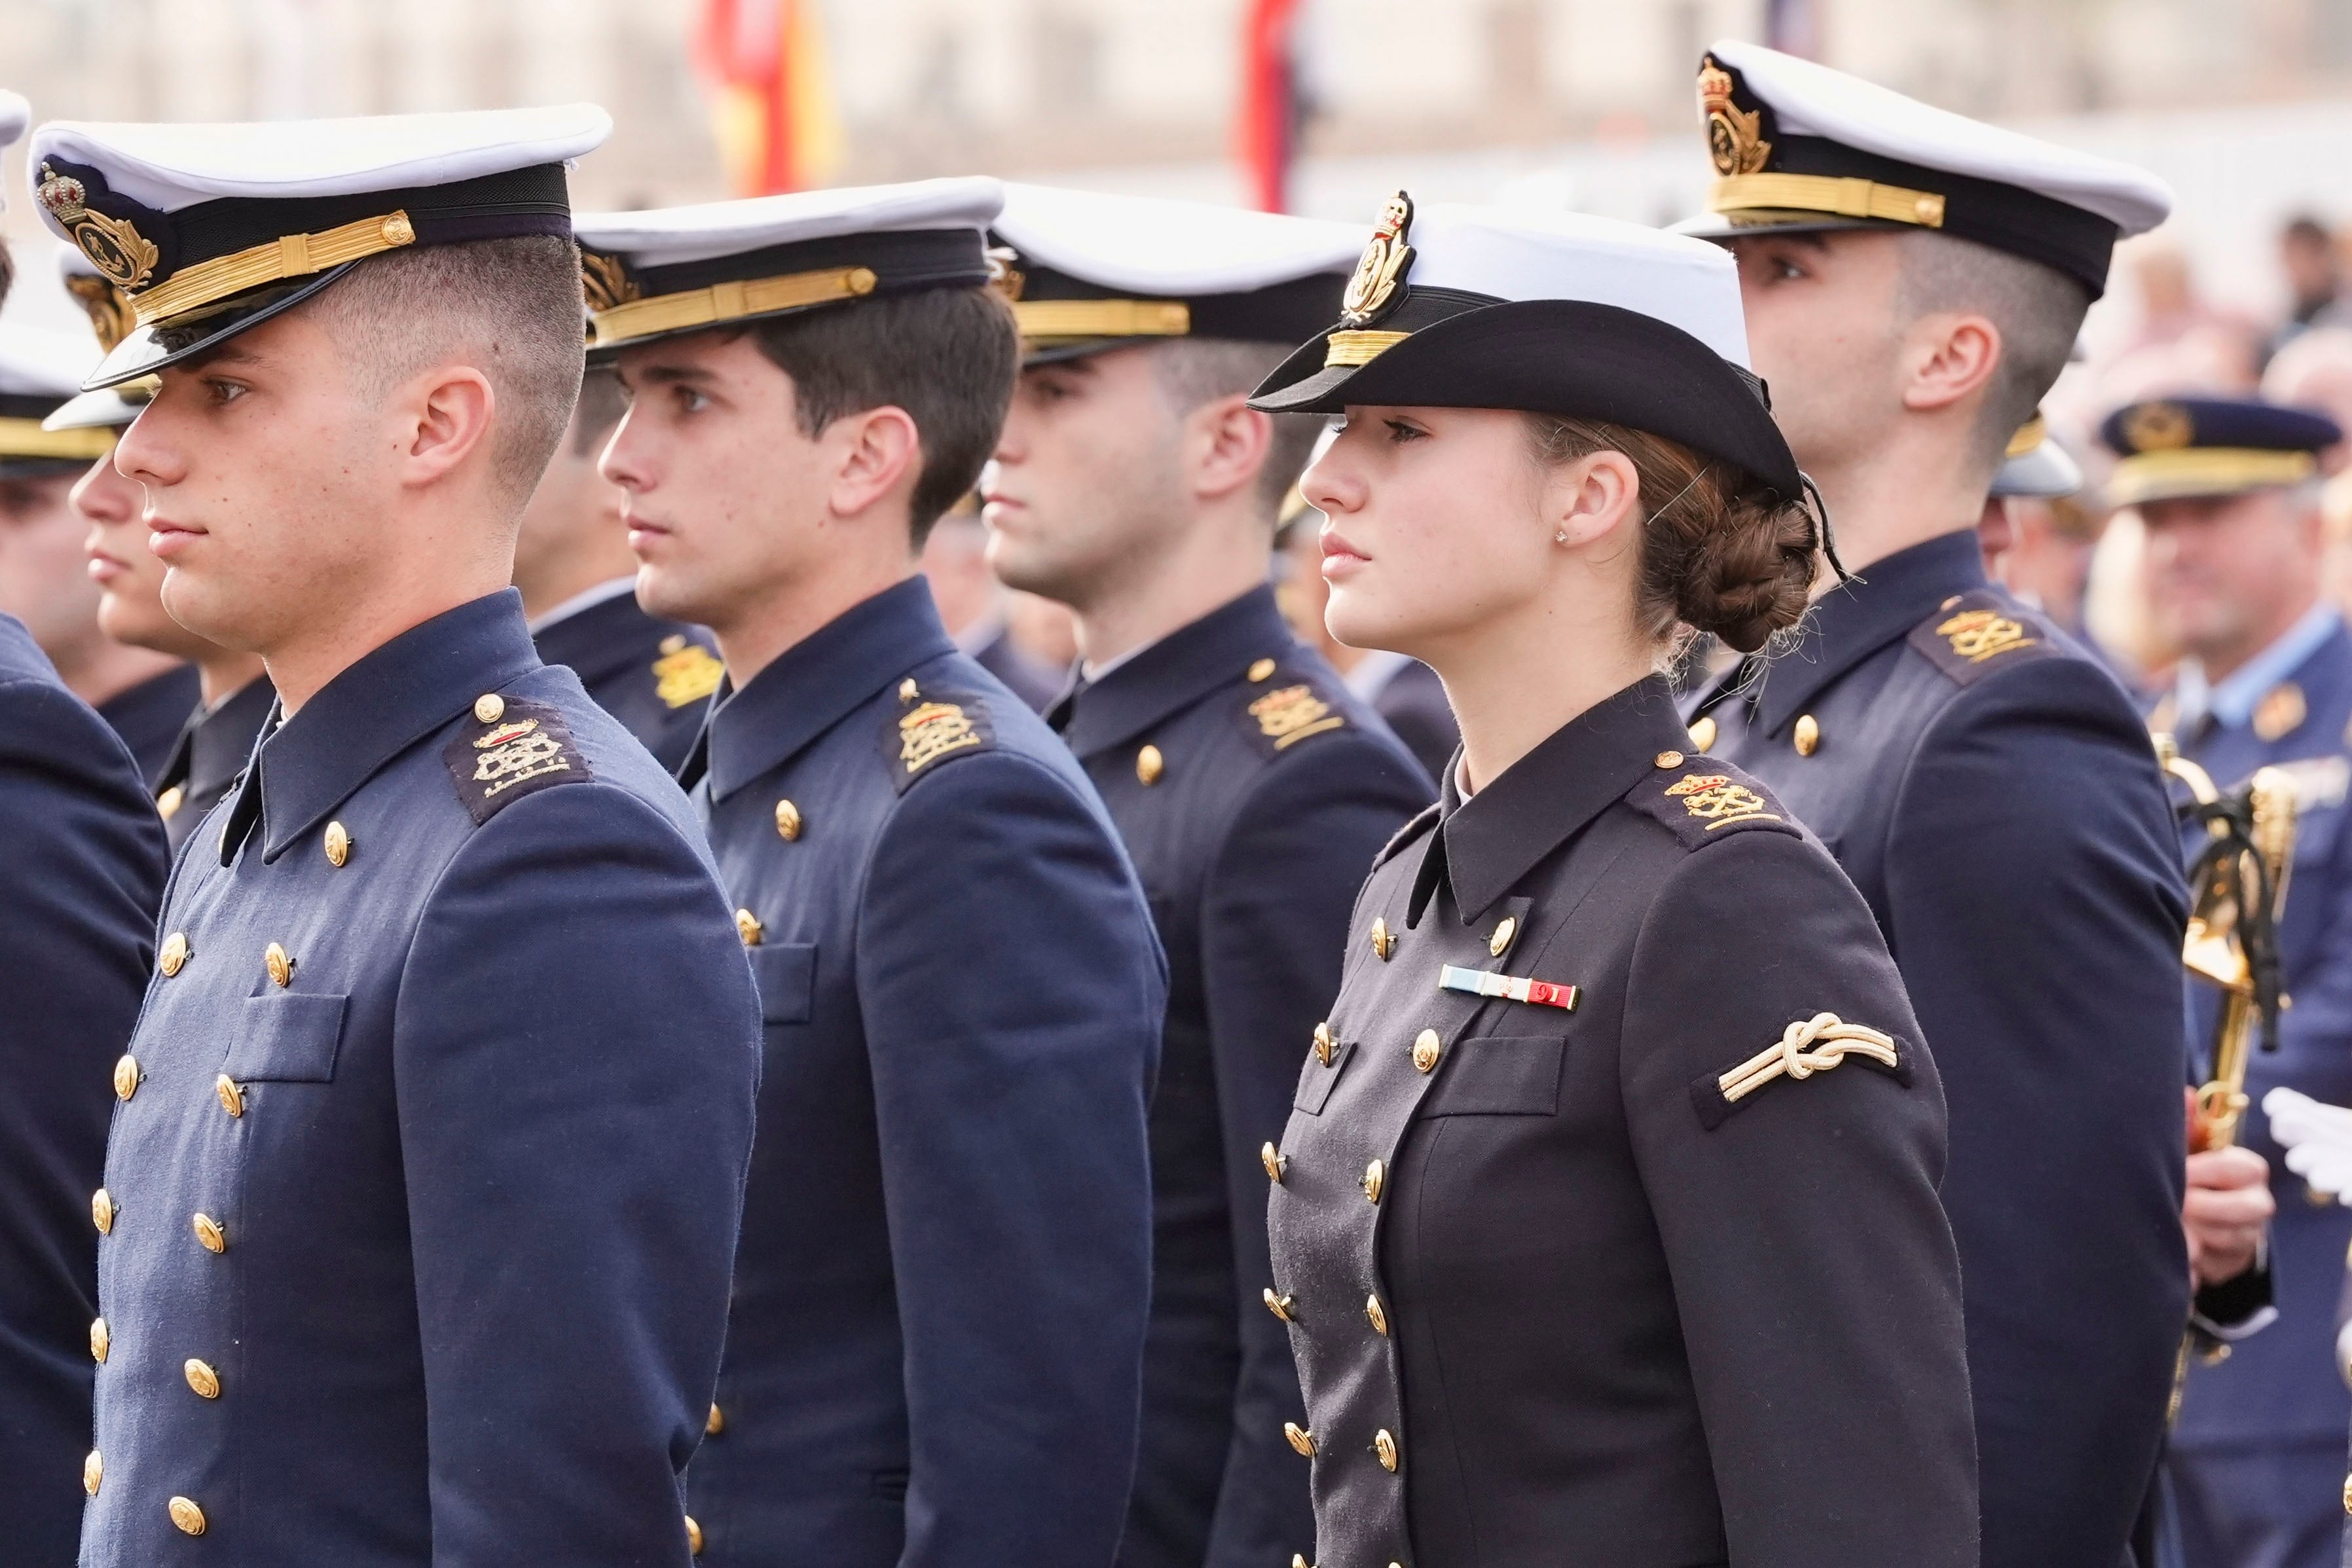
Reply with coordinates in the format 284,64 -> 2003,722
1689,528 -> 2192,1568
153,675 -> 274,854
0,613 -> 164,1568
97,663 -> 200,788
1050,586 -> 1431,1568
678,576 -> 1163,1568
1268,676 -> 1977,1567
531,583 -> 721,773
83,591 -> 762,1567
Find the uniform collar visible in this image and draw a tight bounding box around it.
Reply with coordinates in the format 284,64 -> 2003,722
227,589 -> 540,864
702,575 -> 953,803
531,587 -> 671,684
525,575 -> 640,635
1051,584 -> 1297,758
1749,527 -> 1987,736
160,673 -> 275,799
2175,602 -> 2343,733
1414,674 -> 1689,924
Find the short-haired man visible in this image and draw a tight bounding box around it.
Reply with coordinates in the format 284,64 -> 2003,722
585,181 -> 1163,1565
983,185 -> 1434,1568
2113,396 -> 2352,1568
56,245 -> 274,848
1680,45 -> 2196,1568
0,89 -> 169,1568
60,106 -> 762,1563
0,320 -> 195,780
517,363 -> 721,769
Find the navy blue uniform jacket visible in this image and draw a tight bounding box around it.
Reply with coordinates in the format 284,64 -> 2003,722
532,585 -> 722,773
1051,586 -> 1431,1568
0,614 -> 164,1567
82,591 -> 762,1567
154,675 -> 275,854
1689,529 -> 2192,1568
678,577 -> 1163,1567
97,664 -> 200,788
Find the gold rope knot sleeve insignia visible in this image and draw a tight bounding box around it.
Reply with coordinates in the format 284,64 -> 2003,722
1907,591 -> 2059,687
1628,761 -> 1799,850
441,697 -> 593,825
1241,681 -> 1347,755
1691,1012 -> 1911,1129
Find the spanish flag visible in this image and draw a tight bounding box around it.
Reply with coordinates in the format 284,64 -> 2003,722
1235,0 -> 1307,213
697,0 -> 843,195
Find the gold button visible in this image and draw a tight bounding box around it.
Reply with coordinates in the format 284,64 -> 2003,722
90,1317 -> 108,1363
92,1188 -> 114,1235
1412,1030 -> 1441,1072
1263,1288 -> 1296,1322
265,941 -> 294,988
473,693 -> 505,724
1363,1158 -> 1385,1203
1283,1421 -> 1315,1458
216,1074 -> 245,1120
83,1449 -> 101,1496
1374,1428 -> 1399,1472
1488,917 -> 1516,957
2199,1341 -> 2232,1366
184,1358 -> 220,1400
1137,744 -> 1164,785
1689,714 -> 1717,754
775,799 -> 803,841
193,1212 -> 226,1254
168,1497 -> 207,1536
1371,917 -> 1395,960
323,820 -> 352,867
156,785 -> 184,821
705,1402 -> 724,1437
1292,1558 -> 1312,1568
1793,713 -> 1821,756
1312,1020 -> 1334,1066
1367,1294 -> 1388,1335
898,678 -> 919,702
660,634 -> 687,657
158,931 -> 189,977
735,908 -> 763,947
1653,750 -> 1683,769
381,211 -> 416,246
686,1514 -> 705,1554
1248,657 -> 1277,683
113,1054 -> 139,1101
1262,1141 -> 1287,1182
2344,1472 -> 2352,1515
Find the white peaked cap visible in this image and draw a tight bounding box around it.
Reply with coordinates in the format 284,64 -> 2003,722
576,177 -> 1002,270
994,183 -> 1363,295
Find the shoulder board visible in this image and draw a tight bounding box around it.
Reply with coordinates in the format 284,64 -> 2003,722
443,697 -> 593,826
1373,801 -> 1442,868
1236,671 -> 1350,759
883,688 -> 997,794
1907,589 -> 2064,688
1625,756 -> 1801,851
651,636 -> 726,710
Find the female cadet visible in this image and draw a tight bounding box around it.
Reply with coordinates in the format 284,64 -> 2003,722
1247,196 -> 1979,1568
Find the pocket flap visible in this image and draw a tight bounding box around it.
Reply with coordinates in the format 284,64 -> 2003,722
1424,1034 -> 1565,1116
1293,1038 -> 1356,1115
226,993 -> 349,1083
748,943 -> 818,1026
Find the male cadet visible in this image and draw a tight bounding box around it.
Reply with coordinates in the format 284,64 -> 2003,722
982,183 -> 1433,1568
0,89 -> 169,1568
515,363 -> 722,769
58,244 -> 274,848
46,106 -> 763,1563
0,318 -> 196,779
583,181 -> 1164,1565
2112,397 -> 2352,1568
1679,45 -> 2196,1568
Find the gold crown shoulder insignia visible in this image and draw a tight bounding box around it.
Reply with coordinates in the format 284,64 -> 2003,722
1698,56 -> 1772,177
1340,191 -> 1416,329
39,164 -> 159,293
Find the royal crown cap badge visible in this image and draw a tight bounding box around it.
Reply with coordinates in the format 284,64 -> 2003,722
39,164 -> 160,293
1340,192 -> 1416,329
2122,401 -> 2195,453
1698,56 -> 1772,177
580,251 -> 640,314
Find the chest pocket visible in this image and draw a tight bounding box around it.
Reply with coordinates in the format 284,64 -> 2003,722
225,993 -> 348,1082
749,943 -> 818,1026
1293,1039 -> 1356,1115
1423,1034 -> 1566,1116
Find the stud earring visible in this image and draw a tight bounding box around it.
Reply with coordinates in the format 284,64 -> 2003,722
1554,529 -> 1568,543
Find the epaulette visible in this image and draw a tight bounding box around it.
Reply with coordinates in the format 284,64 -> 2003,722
1907,589 -> 2063,688
1626,754 -> 1801,851
444,693 -> 592,825
1372,801 -> 1442,868
1234,664 -> 1349,759
652,634 -> 725,710
883,680 -> 995,795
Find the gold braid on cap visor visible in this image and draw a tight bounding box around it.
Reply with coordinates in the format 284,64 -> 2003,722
132,211 -> 418,327
2108,448 -> 2319,507
0,418 -> 115,460
1012,298 -> 1191,344
1710,173 -> 1947,229
589,265 -> 882,348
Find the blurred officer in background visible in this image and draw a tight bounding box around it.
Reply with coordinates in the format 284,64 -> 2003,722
918,500 -> 1065,710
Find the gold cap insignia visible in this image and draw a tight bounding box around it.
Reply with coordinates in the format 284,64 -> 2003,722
64,272 -> 139,353
2123,401 -> 2196,453
581,250 -> 640,314
1699,56 -> 1772,177
1340,192 -> 1416,329
39,165 -> 160,292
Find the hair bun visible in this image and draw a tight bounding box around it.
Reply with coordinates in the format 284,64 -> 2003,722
1672,488 -> 1816,653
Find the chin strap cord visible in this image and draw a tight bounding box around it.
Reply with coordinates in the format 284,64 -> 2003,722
1802,472 -> 1850,583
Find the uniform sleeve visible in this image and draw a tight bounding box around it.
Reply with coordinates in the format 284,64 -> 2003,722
1883,659 -> 2191,1568
394,781 -> 762,1568
856,750 -> 1163,1568
1198,735 -> 1429,1565
1621,830 -> 1979,1568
